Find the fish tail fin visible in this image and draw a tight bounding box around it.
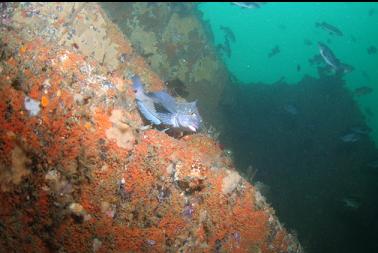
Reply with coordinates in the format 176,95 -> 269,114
132,75 -> 143,94
340,63 -> 354,74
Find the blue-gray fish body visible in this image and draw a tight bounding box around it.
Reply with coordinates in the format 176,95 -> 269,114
318,42 -> 340,70
232,2 -> 264,9
132,75 -> 202,132
340,133 -> 360,143
318,42 -> 353,74
284,104 -> 298,115
316,22 -> 343,36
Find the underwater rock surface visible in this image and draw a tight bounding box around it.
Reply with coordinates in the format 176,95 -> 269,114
100,2 -> 228,131
0,3 -> 301,252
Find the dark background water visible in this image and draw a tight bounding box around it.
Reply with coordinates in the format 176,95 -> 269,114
198,3 -> 378,252
219,71 -> 378,252
198,2 -> 378,145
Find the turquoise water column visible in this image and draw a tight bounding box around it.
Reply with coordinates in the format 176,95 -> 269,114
198,2 -> 378,145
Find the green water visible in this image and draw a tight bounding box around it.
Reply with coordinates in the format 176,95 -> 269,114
198,2 -> 378,144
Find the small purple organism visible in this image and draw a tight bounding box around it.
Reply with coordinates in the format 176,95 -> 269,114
215,239 -> 222,253
232,231 -> 241,246
1,3 -> 12,25
182,203 -> 194,219
119,53 -> 128,63
157,185 -> 171,203
117,178 -> 130,201
145,239 -> 156,247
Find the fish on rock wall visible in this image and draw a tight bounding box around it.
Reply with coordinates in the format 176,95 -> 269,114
0,2 -> 302,252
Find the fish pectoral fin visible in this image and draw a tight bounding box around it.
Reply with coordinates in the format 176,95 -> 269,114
156,112 -> 174,126
137,100 -> 161,125
162,127 -> 170,133
154,102 -> 172,114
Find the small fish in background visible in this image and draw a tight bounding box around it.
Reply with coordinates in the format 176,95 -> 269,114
268,45 -> 280,58
367,45 -> 377,55
315,21 -> 343,36
283,104 -> 298,115
350,125 -> 371,135
217,25 -> 235,58
353,86 -> 373,96
368,8 -> 375,16
231,2 -> 265,9
220,25 -> 236,43
132,75 -> 202,132
340,132 -> 360,143
216,37 -> 231,58
367,160 -> 378,169
318,42 -> 353,74
339,126 -> 371,143
304,39 -> 313,46
278,24 -> 286,30
342,196 -> 361,210
296,64 -> 301,72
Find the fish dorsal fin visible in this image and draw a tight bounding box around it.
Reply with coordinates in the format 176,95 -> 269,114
176,100 -> 197,111
132,75 -> 144,94
149,91 -> 177,113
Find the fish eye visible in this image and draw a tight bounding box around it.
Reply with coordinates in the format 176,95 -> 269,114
191,112 -> 196,116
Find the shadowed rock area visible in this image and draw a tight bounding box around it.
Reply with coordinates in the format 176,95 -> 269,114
219,71 -> 378,253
